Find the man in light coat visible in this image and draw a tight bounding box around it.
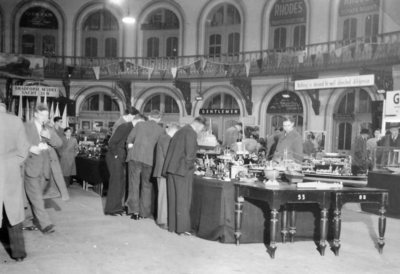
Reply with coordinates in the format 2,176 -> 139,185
0,94 -> 30,261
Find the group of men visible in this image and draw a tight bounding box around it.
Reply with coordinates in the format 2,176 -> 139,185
105,107 -> 207,235
1,94 -> 70,262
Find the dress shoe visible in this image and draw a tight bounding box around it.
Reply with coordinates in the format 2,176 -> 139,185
22,225 -> 38,231
42,224 -> 55,234
130,213 -> 143,220
14,256 -> 26,262
105,211 -> 125,217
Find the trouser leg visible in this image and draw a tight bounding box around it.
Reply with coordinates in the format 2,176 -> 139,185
2,206 -> 26,259
157,177 -> 168,226
24,175 -> 52,230
104,153 -> 125,214
167,174 -> 176,233
126,160 -> 142,214
140,163 -> 153,218
174,172 -> 193,234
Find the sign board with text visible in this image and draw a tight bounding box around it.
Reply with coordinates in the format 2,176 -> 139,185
294,75 -> 374,90
385,91 -> 400,116
199,109 -> 240,115
12,85 -> 59,97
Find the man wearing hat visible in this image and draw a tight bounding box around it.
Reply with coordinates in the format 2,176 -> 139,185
380,123 -> 400,148
125,110 -> 164,220
351,128 -> 370,175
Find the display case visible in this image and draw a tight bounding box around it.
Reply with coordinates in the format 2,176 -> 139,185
302,153 -> 352,176
372,146 -> 400,173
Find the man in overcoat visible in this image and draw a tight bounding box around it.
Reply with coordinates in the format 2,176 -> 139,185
24,104 -> 62,234
126,110 -> 164,219
0,94 -> 30,261
162,116 -> 206,235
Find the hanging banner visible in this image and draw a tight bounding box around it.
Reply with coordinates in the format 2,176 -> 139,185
200,109 -> 240,115
0,53 -> 44,78
385,91 -> 400,116
294,74 -> 374,90
12,85 -> 60,97
270,0 -> 306,26
339,0 -> 380,16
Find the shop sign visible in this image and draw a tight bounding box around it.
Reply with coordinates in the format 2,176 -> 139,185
339,0 -> 380,17
385,91 -> 400,116
267,92 -> 303,114
12,85 -> 59,97
199,109 -> 240,115
294,74 -> 374,90
270,0 -> 306,26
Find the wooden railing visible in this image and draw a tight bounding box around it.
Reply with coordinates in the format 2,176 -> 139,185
44,31 -> 400,80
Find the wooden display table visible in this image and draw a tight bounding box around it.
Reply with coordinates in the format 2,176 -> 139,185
234,181 -> 388,258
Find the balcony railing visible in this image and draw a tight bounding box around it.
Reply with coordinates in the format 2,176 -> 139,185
44,30 -> 400,80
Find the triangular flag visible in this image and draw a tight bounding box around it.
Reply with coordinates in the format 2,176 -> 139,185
93,66 -> 100,80
245,61 -> 251,77
61,104 -> 68,128
10,98 -> 15,115
202,59 -> 207,71
55,102 -> 60,117
194,59 -> 201,72
18,95 -> 23,119
36,94 -> 41,107
147,68 -> 154,80
49,101 -> 54,125
25,98 -> 30,122
171,67 -> 178,79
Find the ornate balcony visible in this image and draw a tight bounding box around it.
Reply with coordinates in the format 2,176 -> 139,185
44,31 -> 400,81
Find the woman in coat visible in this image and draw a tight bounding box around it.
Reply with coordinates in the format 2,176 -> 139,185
59,127 -> 79,187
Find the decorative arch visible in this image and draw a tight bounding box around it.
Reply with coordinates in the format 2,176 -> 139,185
73,2 -> 124,56
135,0 -> 186,56
134,85 -> 185,118
196,0 -> 246,54
260,0 -> 311,50
192,84 -> 246,117
258,81 -> 309,136
11,0 -> 66,55
74,85 -> 126,117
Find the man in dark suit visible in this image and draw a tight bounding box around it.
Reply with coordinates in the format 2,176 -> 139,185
153,123 -> 179,228
223,122 -> 242,148
351,128 -> 370,175
24,104 -> 62,234
103,113 -> 142,216
162,116 -> 207,235
126,110 -> 164,220
0,93 -> 30,261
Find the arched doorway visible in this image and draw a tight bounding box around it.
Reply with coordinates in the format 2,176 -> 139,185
333,88 -> 372,154
266,91 -> 304,136
201,93 -> 241,142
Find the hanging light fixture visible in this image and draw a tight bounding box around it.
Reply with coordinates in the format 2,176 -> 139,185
109,0 -> 135,24
282,73 -> 291,98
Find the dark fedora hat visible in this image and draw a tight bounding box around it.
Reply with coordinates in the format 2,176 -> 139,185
360,128 -> 369,135
387,122 -> 400,129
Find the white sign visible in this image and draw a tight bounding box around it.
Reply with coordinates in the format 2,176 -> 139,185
12,85 -> 59,97
385,91 -> 400,116
294,75 -> 374,90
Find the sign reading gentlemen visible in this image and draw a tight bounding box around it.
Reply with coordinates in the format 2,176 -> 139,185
385,91 -> 400,116
200,109 -> 240,115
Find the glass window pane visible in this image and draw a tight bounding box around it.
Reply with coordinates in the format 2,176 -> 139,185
210,6 -> 224,27
85,37 -> 97,57
144,95 -> 161,113
42,35 -> 56,56
164,95 -> 179,113
83,12 -> 101,31
227,4 -> 241,25
21,34 -> 35,54
228,32 -> 240,54
82,94 -> 99,111
105,38 -> 117,57
166,37 -> 178,57
147,37 -> 159,58
103,10 -> 119,31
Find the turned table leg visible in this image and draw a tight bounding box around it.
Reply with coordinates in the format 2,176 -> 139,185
378,205 -> 386,254
234,196 -> 244,245
332,207 -> 342,256
281,208 -> 288,243
319,208 -> 328,256
289,209 -> 296,243
269,209 -> 279,258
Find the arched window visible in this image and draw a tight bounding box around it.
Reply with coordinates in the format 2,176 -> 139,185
205,4 -> 241,57
82,94 -> 100,111
338,122 -> 352,150
204,93 -> 239,109
81,93 -> 119,112
338,0 -> 380,45
143,94 -> 179,114
268,0 -> 306,51
82,10 -> 119,57
19,7 -> 59,55
141,8 -> 180,57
